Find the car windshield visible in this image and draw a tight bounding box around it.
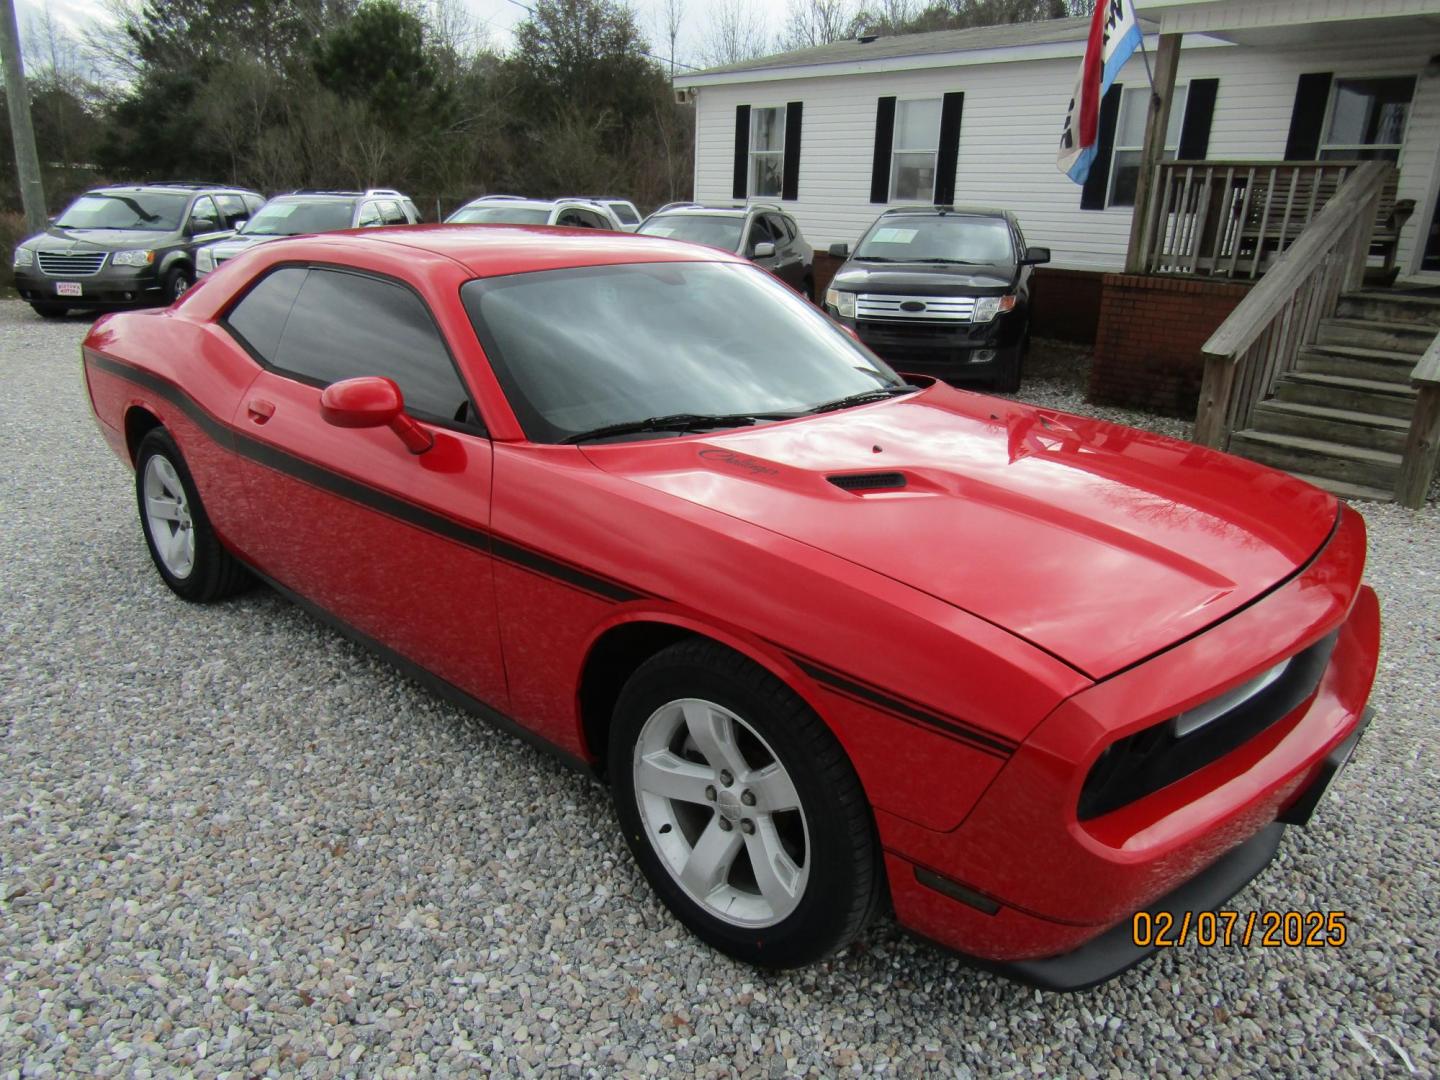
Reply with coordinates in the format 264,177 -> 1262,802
854,216 -> 1015,264
462,261 -> 904,444
448,206 -> 552,225
241,200 -> 357,236
54,192 -> 190,231
637,214 -> 744,251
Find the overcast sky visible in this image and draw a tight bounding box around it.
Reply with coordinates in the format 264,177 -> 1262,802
14,0 -> 789,72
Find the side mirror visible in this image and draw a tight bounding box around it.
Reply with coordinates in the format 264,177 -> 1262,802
1022,246 -> 1051,265
320,376 -> 433,454
751,241 -> 776,258
232,218 -> 248,230
189,219 -> 218,236
828,242 -> 850,258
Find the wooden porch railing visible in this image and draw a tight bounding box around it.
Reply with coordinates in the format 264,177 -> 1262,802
1194,160 -> 1391,449
1395,337 -> 1440,509
1139,160 -> 1407,282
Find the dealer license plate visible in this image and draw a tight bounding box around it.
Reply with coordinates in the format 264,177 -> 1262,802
55,282 -> 83,297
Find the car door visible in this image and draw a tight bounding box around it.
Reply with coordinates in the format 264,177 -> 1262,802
745,215 -> 784,278
763,213 -> 806,289
221,265 -> 508,708
187,196 -> 231,245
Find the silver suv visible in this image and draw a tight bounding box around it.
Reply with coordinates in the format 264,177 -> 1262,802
445,196 -> 623,231
196,189 -> 422,276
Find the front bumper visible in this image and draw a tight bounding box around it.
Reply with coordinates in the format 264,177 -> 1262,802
14,263 -> 164,308
880,505 -> 1379,985
833,309 -> 1024,383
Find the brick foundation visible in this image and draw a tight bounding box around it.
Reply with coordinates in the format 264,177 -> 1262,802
1090,273 -> 1252,417
1030,267 -> 1105,343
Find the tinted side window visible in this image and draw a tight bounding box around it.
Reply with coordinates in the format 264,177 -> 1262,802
271,269 -> 471,423
746,217 -> 776,254
189,196 -> 220,234
379,199 -> 407,225
612,203 -> 640,225
356,202 -> 383,227
765,214 -> 792,244
226,267 -> 308,362
215,194 -> 248,229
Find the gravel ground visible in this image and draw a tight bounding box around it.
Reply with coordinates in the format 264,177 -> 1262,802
2,307 -> 1437,1079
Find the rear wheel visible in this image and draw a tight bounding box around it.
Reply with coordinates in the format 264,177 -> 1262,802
134,428 -> 250,602
610,640 -> 882,968
30,303 -> 68,319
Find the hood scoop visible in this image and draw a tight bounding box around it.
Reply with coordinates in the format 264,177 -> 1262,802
828,471 -> 907,493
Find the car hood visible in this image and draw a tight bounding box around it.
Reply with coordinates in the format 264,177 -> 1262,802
32,228 -> 176,251
583,385 -> 1338,678
831,260 -> 1014,295
211,234 -> 283,258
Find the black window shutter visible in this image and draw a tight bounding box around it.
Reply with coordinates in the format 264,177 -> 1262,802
870,97 -> 897,204
1080,82 -> 1123,210
782,102 -> 803,201
934,92 -> 964,206
1178,78 -> 1218,160
733,104 -> 751,200
1284,73 -> 1333,160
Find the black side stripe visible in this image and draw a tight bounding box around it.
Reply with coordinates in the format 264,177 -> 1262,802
89,352 -> 648,604
789,655 -> 1018,758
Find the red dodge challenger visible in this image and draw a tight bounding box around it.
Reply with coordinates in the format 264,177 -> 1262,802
82,225 -> 1379,989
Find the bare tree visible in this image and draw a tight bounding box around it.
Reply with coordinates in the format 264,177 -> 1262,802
655,0 -> 685,78
698,0 -> 771,67
779,0 -> 853,51
848,0 -> 917,36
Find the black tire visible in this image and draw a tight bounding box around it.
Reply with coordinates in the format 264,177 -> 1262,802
30,302 -> 68,319
993,334 -> 1027,394
134,428 -> 250,603
610,640 -> 883,968
162,265 -> 193,304
802,274 -> 816,303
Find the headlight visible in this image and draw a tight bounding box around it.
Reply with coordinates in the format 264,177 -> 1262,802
825,288 -> 856,319
112,249 -> 155,267
971,295 -> 1017,323
196,248 -> 215,273
12,246 -> 33,268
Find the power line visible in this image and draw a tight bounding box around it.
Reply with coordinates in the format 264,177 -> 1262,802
502,0 -> 701,71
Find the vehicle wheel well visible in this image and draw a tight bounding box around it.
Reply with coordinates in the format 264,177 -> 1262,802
124,406 -> 163,463
579,622 -> 697,779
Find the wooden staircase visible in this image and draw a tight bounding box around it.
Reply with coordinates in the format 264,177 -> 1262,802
1227,290 -> 1436,500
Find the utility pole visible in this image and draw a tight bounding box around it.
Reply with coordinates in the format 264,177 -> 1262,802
0,0 -> 47,236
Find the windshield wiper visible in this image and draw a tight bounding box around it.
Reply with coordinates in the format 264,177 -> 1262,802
917,258 -> 980,265
563,411 -> 798,444
806,386 -> 918,414
854,255 -> 898,262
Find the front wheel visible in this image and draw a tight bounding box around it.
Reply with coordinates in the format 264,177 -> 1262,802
162,265 -> 193,304
134,428 -> 250,602
610,640 -> 883,968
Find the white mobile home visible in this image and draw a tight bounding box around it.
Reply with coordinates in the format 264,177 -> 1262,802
675,1 -> 1440,277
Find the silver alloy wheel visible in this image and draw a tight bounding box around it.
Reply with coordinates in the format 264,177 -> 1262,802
143,454 -> 196,578
171,275 -> 190,300
632,697 -> 810,928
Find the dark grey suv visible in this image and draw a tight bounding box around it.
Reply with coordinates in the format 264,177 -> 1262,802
11,181 -> 264,318
637,202 -> 815,299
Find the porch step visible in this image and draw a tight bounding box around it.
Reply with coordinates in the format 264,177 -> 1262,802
1295,343 -> 1419,384
1315,317 -> 1434,355
1286,472 -> 1395,503
1250,400 -> 1410,453
1272,371 -> 1418,420
1227,431 -> 1401,490
1337,289 -> 1440,329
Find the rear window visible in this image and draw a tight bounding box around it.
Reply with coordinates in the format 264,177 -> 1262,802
448,206 -> 551,225
637,214 -> 743,251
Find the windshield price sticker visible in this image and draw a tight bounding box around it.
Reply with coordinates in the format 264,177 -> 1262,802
871,228 -> 918,244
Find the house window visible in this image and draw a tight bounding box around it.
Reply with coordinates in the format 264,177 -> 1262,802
750,107 -> 785,198
1320,77 -> 1414,162
1108,84 -> 1188,208
890,98 -> 942,201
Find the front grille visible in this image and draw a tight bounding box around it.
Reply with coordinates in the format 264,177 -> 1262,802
857,293 -> 974,322
1077,631 -> 1340,820
37,251 -> 107,277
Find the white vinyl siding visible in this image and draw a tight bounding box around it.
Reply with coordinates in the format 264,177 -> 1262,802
689,36 -> 1440,274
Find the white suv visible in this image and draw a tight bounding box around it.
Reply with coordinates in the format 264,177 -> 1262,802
445,196 -> 623,231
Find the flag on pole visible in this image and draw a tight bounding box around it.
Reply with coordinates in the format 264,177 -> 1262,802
1058,0 -> 1145,184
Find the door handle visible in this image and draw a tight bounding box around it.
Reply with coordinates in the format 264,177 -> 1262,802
246,398 -> 275,423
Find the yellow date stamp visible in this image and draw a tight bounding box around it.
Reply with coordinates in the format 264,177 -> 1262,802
1132,910 -> 1347,948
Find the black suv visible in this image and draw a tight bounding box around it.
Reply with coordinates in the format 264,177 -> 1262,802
824,207 -> 1049,392
11,181 -> 264,318
637,202 -> 815,299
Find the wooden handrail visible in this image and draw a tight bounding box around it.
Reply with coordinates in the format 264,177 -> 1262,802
1193,161 -> 1392,450
1394,332 -> 1440,509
